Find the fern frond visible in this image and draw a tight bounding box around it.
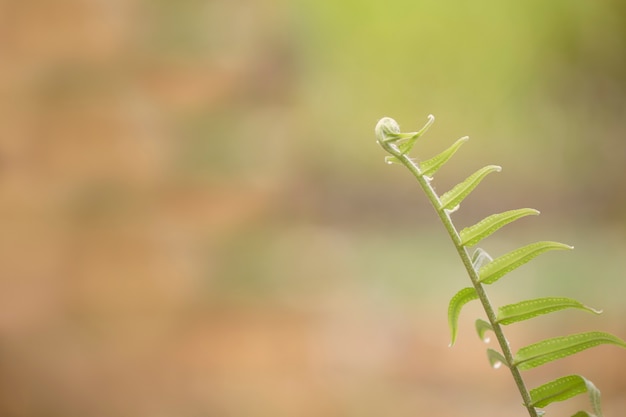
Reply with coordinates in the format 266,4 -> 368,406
376,115 -> 625,417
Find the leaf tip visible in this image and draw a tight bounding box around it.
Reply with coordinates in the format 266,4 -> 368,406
448,329 -> 457,347
554,242 -> 575,251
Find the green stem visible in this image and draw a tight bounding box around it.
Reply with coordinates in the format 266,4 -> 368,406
379,139 -> 538,417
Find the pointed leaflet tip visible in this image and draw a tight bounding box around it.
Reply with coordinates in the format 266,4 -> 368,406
513,331 -> 626,371
478,241 -> 573,285
448,287 -> 478,346
460,208 -> 540,247
496,297 -> 602,326
395,114 -> 437,155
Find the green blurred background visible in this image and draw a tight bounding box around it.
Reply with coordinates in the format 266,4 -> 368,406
1,0 -> 625,416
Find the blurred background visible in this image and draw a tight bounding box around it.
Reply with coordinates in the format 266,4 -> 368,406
0,0 -> 625,416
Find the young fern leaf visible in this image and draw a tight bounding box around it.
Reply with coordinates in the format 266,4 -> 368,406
439,165 -> 501,211
377,116 -> 434,165
487,348 -> 508,369
479,241 -> 573,285
475,318 -> 493,343
460,208 -> 540,247
471,247 -> 493,270
448,287 -> 478,346
420,136 -> 469,177
385,129 -> 444,167
513,331 -> 626,371
393,114 -> 435,155
529,374 -> 602,416
497,297 -> 602,325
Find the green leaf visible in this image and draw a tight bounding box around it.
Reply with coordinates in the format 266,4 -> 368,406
530,374 -> 602,417
487,348 -> 508,369
479,241 -> 573,285
530,375 -> 588,407
497,297 -> 602,325
397,114 -> 435,154
420,136 -> 469,177
475,319 -> 493,343
448,287 -> 478,346
571,412 -> 595,417
471,248 -> 493,270
460,208 -> 540,247
383,155 -> 402,165
514,331 -> 626,371
439,165 -> 502,211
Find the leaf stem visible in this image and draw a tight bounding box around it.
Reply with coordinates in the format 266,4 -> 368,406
378,139 -> 539,417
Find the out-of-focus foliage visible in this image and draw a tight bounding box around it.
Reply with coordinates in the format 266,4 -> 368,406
0,0 -> 625,416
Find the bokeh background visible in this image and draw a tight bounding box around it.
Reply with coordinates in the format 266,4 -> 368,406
1,0 -> 625,416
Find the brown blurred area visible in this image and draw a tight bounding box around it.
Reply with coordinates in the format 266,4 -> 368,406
0,0 -> 282,415
0,1 -> 625,416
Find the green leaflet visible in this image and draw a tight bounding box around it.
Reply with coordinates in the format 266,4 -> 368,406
460,208 -> 540,247
420,136 -> 469,177
530,374 -> 602,417
497,297 -> 602,325
514,331 -> 626,371
479,241 -> 573,285
397,114 -> 435,154
439,165 -> 501,211
571,412 -> 595,417
487,348 -> 508,369
448,287 -> 478,346
383,155 -> 401,165
471,247 -> 493,270
475,319 -> 493,343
